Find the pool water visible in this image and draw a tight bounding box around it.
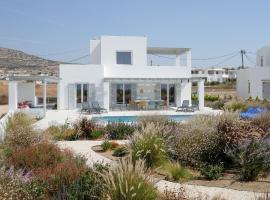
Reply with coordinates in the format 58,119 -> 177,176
93,115 -> 192,123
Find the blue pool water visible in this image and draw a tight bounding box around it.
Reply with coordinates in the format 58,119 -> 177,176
93,115 -> 192,123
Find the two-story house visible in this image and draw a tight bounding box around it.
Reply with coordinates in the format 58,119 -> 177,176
7,36 -> 205,114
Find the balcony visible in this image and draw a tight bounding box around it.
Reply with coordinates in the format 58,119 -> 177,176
104,65 -> 191,79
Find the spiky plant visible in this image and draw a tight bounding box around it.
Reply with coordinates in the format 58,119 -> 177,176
128,123 -> 170,168
102,157 -> 158,200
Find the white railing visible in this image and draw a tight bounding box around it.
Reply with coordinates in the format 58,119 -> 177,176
104,65 -> 191,79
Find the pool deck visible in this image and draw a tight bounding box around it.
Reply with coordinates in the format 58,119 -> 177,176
35,107 -> 222,130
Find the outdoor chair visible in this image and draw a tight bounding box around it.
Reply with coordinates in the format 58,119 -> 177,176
191,100 -> 199,111
81,102 -> 95,114
176,100 -> 194,112
91,101 -> 108,114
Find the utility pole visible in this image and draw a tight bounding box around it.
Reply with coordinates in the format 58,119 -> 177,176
240,50 -> 246,69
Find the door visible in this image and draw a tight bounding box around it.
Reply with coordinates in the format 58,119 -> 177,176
76,83 -> 89,108
263,82 -> 270,100
68,84 -> 76,109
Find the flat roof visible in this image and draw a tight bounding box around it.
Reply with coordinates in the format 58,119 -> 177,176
147,47 -> 190,55
6,75 -> 60,83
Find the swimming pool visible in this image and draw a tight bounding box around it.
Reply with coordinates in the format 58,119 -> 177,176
92,115 -> 192,123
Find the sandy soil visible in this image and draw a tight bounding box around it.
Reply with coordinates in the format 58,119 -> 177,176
0,105 -> 8,117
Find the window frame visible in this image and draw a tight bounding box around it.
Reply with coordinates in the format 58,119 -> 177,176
116,51 -> 133,65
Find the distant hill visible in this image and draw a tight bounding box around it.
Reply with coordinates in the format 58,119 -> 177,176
0,47 -> 61,76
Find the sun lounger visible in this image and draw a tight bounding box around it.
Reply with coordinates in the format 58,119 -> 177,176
91,101 -> 108,114
176,100 -> 194,112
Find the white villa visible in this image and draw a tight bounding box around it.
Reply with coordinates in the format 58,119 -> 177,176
191,68 -> 237,83
237,46 -> 270,100
7,36 -> 205,115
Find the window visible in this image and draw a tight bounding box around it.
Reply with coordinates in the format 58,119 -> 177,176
116,84 -> 132,104
261,56 -> 264,67
169,84 -> 175,105
116,84 -> 124,104
124,84 -> 132,104
116,51 -> 132,65
76,84 -> 81,104
161,84 -> 167,104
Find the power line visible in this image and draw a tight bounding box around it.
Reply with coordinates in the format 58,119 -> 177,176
67,54 -> 90,63
210,52 -> 240,67
37,48 -> 89,57
244,54 -> 256,64
149,51 -> 239,61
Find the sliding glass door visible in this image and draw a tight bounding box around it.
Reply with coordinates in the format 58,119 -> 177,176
116,83 -> 132,105
76,83 -> 88,108
160,83 -> 175,106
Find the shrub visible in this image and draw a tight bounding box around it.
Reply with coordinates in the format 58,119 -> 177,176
217,112 -> 263,147
251,112 -> 270,133
224,100 -> 247,111
91,129 -> 105,139
34,157 -> 86,193
44,124 -> 78,141
112,146 -> 128,157
101,140 -> 112,151
4,112 -> 43,149
164,162 -> 192,182
226,137 -> 270,181
137,115 -> 169,126
73,117 -> 98,139
173,115 -> 223,167
0,167 -> 34,199
204,94 -> 220,102
128,123 -> 169,168
52,163 -> 106,199
206,100 -> 225,110
105,122 -> 136,139
102,157 -> 159,200
199,164 -> 224,180
7,142 -> 64,170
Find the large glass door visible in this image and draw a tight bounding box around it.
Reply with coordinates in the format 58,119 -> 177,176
76,83 -> 88,108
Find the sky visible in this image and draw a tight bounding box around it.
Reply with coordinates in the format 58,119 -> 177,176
0,0 -> 269,67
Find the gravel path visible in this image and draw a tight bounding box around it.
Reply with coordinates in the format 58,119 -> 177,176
57,140 -> 266,200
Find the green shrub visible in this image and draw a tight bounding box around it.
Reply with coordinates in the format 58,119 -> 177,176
4,112 -> 43,149
105,122 -> 136,139
224,100 -> 247,111
128,123 -> 169,168
7,142 -> 64,170
164,162 -> 192,181
204,94 -> 220,102
225,137 -> 270,181
44,124 -> 78,141
101,140 -> 112,151
199,164 -> 224,180
91,129 -> 105,139
112,146 -> 128,157
206,100 -> 225,110
102,157 -> 159,200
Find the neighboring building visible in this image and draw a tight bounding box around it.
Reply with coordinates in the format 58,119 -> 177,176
192,68 -> 231,83
7,36 -> 205,113
237,46 -> 270,100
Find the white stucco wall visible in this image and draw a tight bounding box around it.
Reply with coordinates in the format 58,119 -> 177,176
58,64 -> 104,109
256,46 -> 270,67
100,36 -> 147,67
237,67 -> 270,100
17,82 -> 36,105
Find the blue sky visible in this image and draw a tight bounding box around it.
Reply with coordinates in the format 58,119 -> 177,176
0,0 -> 269,67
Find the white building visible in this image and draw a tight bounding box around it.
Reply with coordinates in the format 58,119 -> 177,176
192,68 -> 231,83
7,36 -> 205,114
237,46 -> 270,100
